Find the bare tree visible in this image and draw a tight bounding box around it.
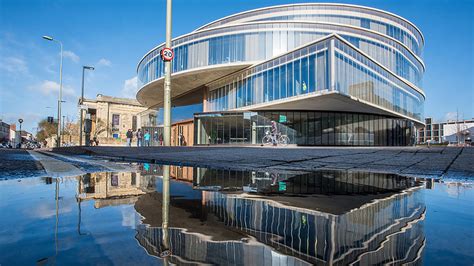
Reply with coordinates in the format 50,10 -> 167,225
62,116 -> 78,137
94,118 -> 107,138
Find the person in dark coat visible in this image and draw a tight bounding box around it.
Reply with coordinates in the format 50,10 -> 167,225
126,129 -> 133,146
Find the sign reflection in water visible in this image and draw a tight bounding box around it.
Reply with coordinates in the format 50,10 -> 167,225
135,167 -> 426,265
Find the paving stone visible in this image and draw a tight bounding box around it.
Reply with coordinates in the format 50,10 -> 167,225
51,146 -> 474,178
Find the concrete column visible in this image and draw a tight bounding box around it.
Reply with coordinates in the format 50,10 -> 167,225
251,121 -> 256,144
328,38 -> 336,91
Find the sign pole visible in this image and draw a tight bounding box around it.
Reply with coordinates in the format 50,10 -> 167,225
163,0 -> 173,146
79,67 -> 85,146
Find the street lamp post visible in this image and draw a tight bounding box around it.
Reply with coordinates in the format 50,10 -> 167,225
18,118 -> 23,148
79,66 -> 94,146
163,0 -> 173,146
62,115 -> 65,137
42,35 -> 63,148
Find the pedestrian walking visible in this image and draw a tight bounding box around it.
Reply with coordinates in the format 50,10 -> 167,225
136,128 -> 143,147
144,130 -> 151,147
126,129 -> 133,147
159,133 -> 163,146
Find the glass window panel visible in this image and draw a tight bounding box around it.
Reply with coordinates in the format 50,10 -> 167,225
294,58 -> 301,95
268,69 -> 274,101
280,64 -> 287,99
301,56 -> 309,94
274,66 -> 280,100
287,61 -> 294,97
308,54 -> 316,93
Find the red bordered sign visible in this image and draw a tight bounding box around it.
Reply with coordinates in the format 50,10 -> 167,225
160,48 -> 174,61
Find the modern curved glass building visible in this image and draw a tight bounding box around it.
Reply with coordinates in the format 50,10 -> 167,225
136,3 -> 425,146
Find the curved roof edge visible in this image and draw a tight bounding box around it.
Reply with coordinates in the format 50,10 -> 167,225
136,20 -> 425,74
194,3 -> 424,44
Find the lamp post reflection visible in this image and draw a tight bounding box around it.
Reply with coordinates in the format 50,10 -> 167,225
76,174 -> 89,236
55,177 -> 60,257
161,165 -> 171,263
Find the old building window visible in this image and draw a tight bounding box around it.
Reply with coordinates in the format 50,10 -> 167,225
112,114 -> 120,127
132,115 -> 137,131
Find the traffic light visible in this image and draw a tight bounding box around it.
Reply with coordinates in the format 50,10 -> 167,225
47,116 -> 54,124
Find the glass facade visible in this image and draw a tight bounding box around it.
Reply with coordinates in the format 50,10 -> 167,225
198,4 -> 424,55
333,38 -> 424,121
206,44 -> 329,111
195,111 -> 415,146
207,36 -> 423,122
250,14 -> 421,55
137,4 -> 425,146
138,23 -> 423,88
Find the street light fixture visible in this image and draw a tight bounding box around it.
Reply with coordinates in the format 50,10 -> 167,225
18,118 -> 23,147
42,35 -> 63,148
79,65 -> 94,146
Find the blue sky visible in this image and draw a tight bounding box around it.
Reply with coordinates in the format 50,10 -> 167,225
1,0 -> 473,133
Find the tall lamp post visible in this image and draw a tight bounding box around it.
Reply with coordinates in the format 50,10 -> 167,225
62,115 -> 65,139
42,35 -> 63,148
79,66 -> 94,146
18,118 -> 23,147
163,0 -> 173,146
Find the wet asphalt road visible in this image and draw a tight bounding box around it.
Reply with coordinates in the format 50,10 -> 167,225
0,149 -> 46,179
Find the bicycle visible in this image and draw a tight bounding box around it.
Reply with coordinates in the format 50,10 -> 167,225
262,131 -> 290,146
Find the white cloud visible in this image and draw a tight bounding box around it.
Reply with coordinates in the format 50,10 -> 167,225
32,80 -> 76,97
27,197 -> 74,219
121,76 -> 138,99
97,58 -> 112,67
444,112 -> 459,122
63,50 -> 80,63
0,56 -> 28,74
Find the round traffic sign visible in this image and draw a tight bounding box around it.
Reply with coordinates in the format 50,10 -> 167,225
18,118 -> 23,123
161,48 -> 174,61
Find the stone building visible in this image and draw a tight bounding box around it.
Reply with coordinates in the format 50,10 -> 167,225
0,120 -> 10,143
80,94 -> 148,143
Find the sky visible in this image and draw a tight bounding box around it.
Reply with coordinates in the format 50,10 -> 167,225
0,0 -> 473,133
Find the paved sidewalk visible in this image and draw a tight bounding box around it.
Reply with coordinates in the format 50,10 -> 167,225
52,146 -> 474,178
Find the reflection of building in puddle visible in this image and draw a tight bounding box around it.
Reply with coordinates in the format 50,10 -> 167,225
136,226 -> 310,265
202,188 -> 425,265
195,168 -> 417,195
170,165 -> 194,183
139,163 -> 193,183
135,167 -> 425,265
78,172 -> 156,208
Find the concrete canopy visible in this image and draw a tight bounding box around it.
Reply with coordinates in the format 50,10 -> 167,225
236,91 -> 424,126
136,63 -> 252,109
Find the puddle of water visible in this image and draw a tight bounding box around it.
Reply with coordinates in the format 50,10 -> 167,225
0,164 -> 473,265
